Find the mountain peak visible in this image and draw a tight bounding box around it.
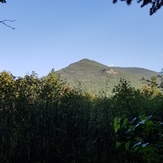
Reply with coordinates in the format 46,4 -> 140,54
68,58 -> 108,70
76,58 -> 99,64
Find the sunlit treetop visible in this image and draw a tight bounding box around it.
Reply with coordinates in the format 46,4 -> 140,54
113,0 -> 163,15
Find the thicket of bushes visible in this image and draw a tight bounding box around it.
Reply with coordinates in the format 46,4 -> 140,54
0,70 -> 162,162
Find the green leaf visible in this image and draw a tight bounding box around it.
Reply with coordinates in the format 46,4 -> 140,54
125,141 -> 130,150
133,146 -> 140,152
122,117 -> 128,128
116,142 -> 122,148
145,120 -> 154,135
114,117 -> 120,133
129,125 -> 135,132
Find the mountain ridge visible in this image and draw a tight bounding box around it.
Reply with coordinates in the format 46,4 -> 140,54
57,59 -> 158,95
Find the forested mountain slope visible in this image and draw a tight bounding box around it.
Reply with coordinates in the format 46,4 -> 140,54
57,59 -> 158,95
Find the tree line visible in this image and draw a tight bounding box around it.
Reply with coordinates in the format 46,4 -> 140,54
0,70 -> 162,162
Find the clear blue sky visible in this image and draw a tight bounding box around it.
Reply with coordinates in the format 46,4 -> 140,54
0,0 -> 163,77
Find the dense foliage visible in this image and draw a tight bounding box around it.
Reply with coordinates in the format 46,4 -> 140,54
113,76 -> 163,162
0,70 -> 162,162
114,115 -> 163,162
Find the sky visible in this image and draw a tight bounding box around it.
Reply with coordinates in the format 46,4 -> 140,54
0,0 -> 163,77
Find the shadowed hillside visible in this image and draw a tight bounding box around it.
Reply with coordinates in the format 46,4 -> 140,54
57,59 -> 158,95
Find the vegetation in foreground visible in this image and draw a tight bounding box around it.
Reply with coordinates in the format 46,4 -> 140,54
0,69 -> 162,163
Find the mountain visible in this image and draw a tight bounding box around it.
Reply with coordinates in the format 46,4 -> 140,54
57,59 -> 158,95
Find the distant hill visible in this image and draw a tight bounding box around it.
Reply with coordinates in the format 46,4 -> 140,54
57,59 -> 158,96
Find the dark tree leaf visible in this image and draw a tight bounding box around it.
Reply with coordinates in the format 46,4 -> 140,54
113,0 -> 163,15
0,0 -> 6,3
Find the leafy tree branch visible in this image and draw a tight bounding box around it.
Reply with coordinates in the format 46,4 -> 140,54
113,0 -> 163,15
